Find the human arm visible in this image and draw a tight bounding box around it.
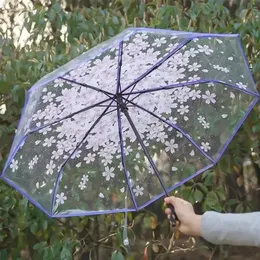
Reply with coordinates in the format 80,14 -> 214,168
164,196 -> 260,247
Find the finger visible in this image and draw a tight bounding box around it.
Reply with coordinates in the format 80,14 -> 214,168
165,208 -> 171,215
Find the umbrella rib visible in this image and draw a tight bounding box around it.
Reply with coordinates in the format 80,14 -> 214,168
59,76 -> 115,98
28,98 -> 112,135
121,109 -> 170,197
116,105 -> 138,209
124,98 -> 215,164
116,41 -> 124,94
121,79 -> 259,98
50,101 -> 114,216
121,38 -> 192,94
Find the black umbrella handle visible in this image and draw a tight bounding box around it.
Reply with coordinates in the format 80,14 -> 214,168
167,203 -> 179,227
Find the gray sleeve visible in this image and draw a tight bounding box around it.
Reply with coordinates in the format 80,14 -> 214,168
201,211 -> 260,247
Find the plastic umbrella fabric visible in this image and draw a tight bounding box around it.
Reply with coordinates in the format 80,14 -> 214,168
1,28 -> 259,220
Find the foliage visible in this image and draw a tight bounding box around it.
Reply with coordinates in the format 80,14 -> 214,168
0,0 -> 260,259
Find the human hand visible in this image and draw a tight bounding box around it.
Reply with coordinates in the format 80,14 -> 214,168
164,196 -> 201,237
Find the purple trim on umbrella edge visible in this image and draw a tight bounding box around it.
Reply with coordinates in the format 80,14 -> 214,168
53,208 -> 136,218
50,102 -> 114,216
236,35 -> 258,88
122,79 -> 260,98
116,106 -> 138,209
51,163 -> 214,217
1,135 -> 28,177
0,175 -> 52,217
5,91 -> 30,165
124,97 -> 215,164
214,96 -> 259,163
132,27 -> 239,38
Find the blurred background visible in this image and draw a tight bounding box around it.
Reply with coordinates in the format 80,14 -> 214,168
0,0 -> 260,259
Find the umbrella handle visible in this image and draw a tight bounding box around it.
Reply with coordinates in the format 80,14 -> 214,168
166,203 -> 179,227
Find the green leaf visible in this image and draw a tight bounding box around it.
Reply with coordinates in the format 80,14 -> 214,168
122,0 -> 131,13
61,247 -> 71,260
205,191 -> 219,207
194,189 -> 204,202
111,251 -> 124,260
116,230 -> 123,247
30,222 -> 38,234
216,186 -> 226,201
196,183 -> 208,193
0,249 -> 8,260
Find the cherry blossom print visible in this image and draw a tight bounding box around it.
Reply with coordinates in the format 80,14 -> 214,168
2,29 -> 257,217
200,142 -> 211,152
102,167 -> 115,181
10,159 -> 18,172
133,185 -> 144,196
56,192 -> 67,205
202,90 -> 216,104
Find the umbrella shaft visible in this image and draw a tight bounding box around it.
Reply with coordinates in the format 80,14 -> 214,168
122,108 -> 169,197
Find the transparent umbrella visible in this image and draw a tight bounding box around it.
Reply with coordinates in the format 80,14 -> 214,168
1,28 -> 259,241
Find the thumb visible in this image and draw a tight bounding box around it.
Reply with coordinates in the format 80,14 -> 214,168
164,196 -> 176,206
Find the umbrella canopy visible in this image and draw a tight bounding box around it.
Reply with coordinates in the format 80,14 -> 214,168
1,28 -> 259,218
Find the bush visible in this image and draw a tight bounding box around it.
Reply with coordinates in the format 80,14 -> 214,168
0,0 -> 259,259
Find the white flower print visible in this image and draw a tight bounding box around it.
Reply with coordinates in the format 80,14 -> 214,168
176,132 -> 183,138
202,121 -> 210,129
177,105 -> 189,115
54,79 -> 64,88
10,159 -> 18,172
8,31 -> 248,214
133,185 -> 144,196
46,160 -> 56,175
202,90 -> 216,104
32,155 -> 38,164
52,149 -> 63,160
184,48 -> 198,57
236,82 -> 247,89
42,92 -> 55,103
29,160 -> 34,169
198,116 -> 206,123
101,155 -> 113,166
78,181 -> 86,190
188,62 -> 201,72
81,174 -> 89,183
152,37 -> 166,47
99,193 -> 105,198
56,192 -> 67,205
197,45 -> 213,55
43,136 -> 55,147
207,82 -> 215,87
167,117 -> 177,125
188,75 -> 200,81
84,153 -> 96,164
200,142 -> 211,152
165,139 -> 179,153
189,89 -> 201,100
102,166 -> 115,181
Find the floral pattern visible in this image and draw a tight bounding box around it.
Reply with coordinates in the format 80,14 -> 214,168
2,28 -> 258,217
